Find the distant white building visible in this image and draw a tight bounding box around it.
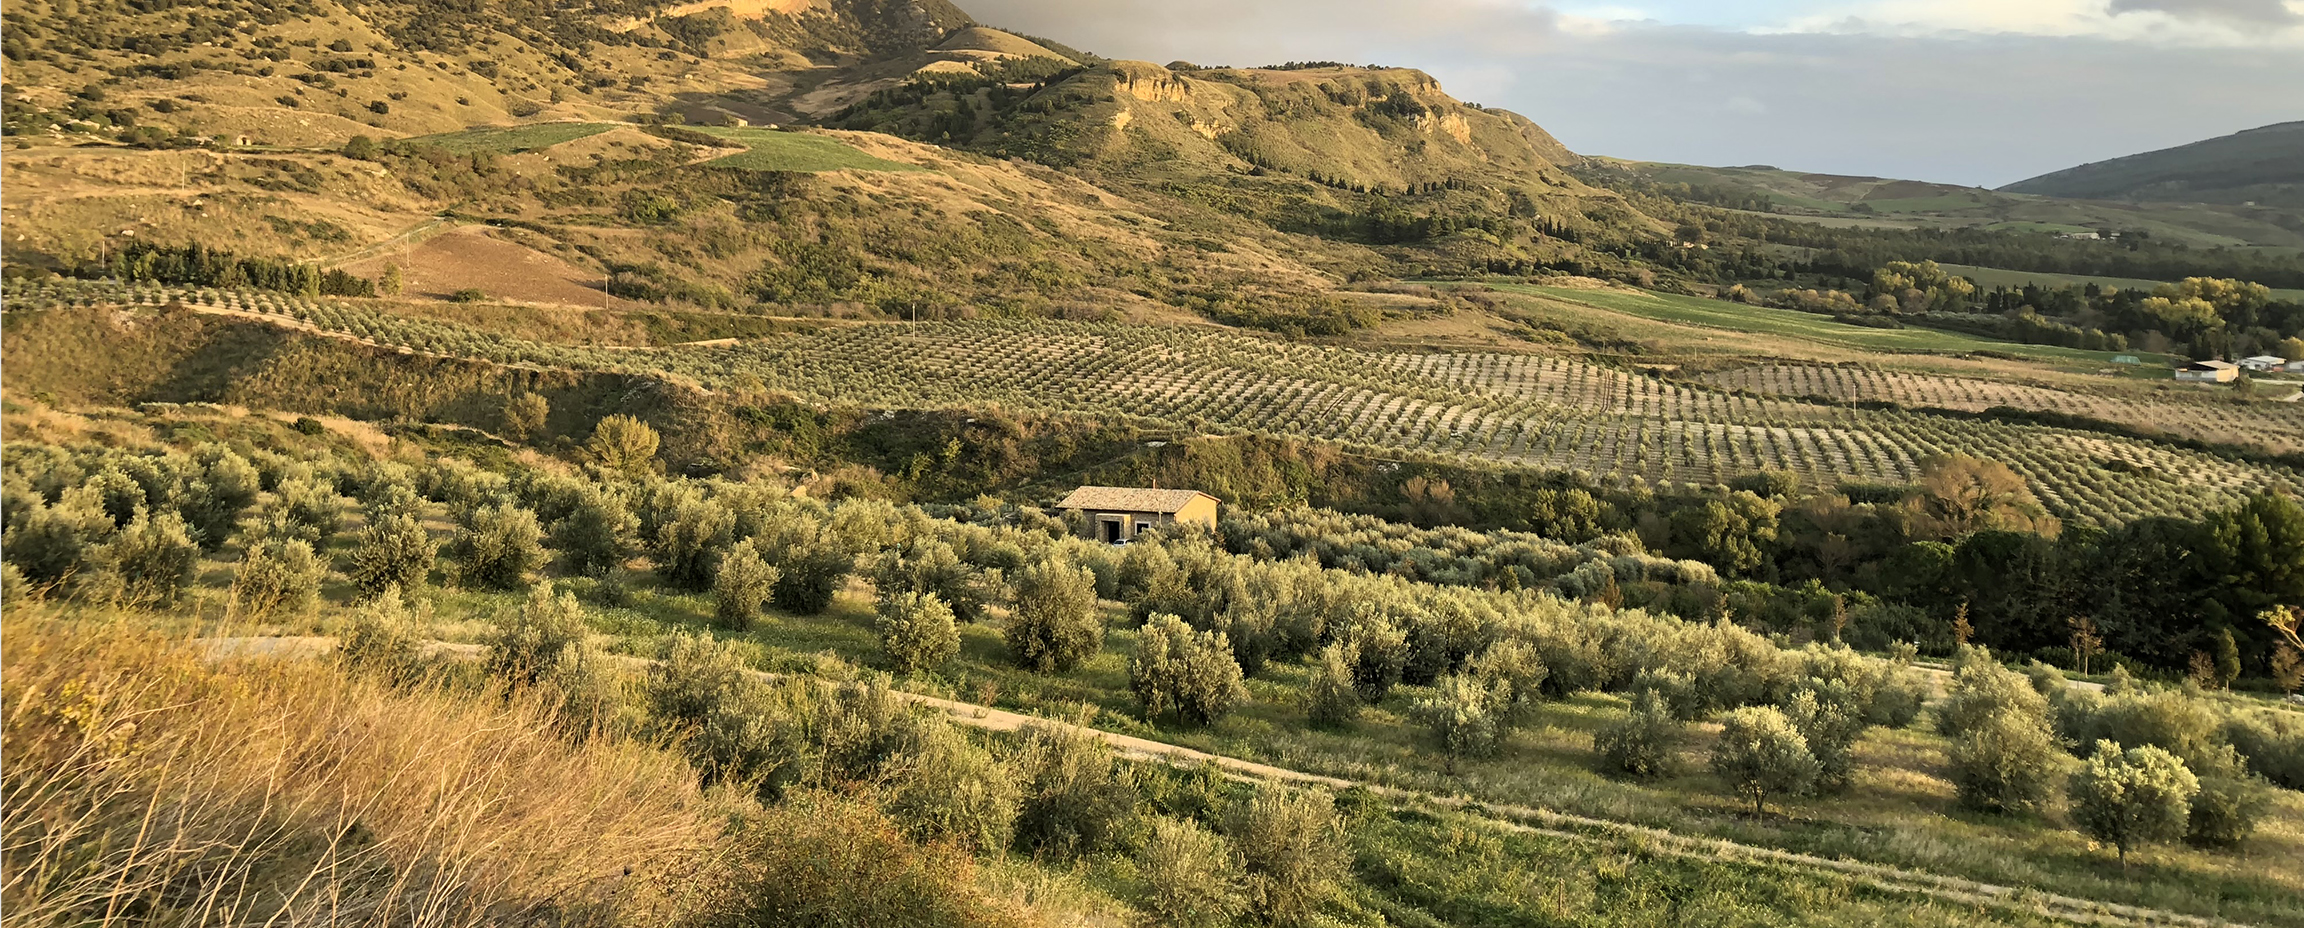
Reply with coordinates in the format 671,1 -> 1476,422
2177,360 -> 2239,383
2241,356 -> 2286,372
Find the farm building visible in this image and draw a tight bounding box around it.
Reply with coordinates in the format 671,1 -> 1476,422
2175,360 -> 2239,383
2112,355 -> 2143,365
2241,356 -> 2286,372
1057,486 -> 1219,543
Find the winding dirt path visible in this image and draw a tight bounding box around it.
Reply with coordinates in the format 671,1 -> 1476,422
198,635 -> 2247,928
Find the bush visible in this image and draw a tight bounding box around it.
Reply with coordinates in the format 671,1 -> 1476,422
2184,745 -> 2270,848
1711,706 -> 1818,815
348,512 -> 437,600
4,487 -> 113,586
873,539 -> 998,623
1228,787 -> 1347,927
586,415 -> 659,476
645,632 -> 807,793
1782,680 -> 1867,793
89,509 -> 199,606
486,584 -> 590,689
1339,607 -> 1409,703
771,537 -> 853,615
452,504 -> 547,590
1012,720 -> 1138,857
1413,674 -> 1508,765
1131,613 -> 1250,725
550,484 -> 637,577
179,447 -> 260,549
815,678 -> 936,786
884,724 -> 1021,855
1305,642 -> 1361,727
503,392 -> 549,441
878,590 -> 961,674
1595,689 -> 1680,779
2070,740 -> 2199,866
1947,705 -> 2063,814
713,537 -> 779,630
338,586 -> 424,684
651,496 -> 733,591
231,536 -> 324,617
1464,638 -> 1548,724
1006,557 -> 1104,673
266,477 -> 346,543
1137,817 -> 1247,928
686,794 -> 1032,928
1936,646 -> 2050,737
2221,710 -> 2304,790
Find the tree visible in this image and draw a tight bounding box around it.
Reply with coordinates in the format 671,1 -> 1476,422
89,509 -> 199,606
1413,673 -> 1507,766
1305,641 -> 1361,727
1710,706 -> 1818,816
1938,648 -> 2061,813
1013,720 -> 1138,857
452,504 -> 547,590
1667,491 -> 1780,577
379,261 -> 403,295
2210,626 -> 2241,690
1130,613 -> 1249,725
1339,606 -> 1409,703
1228,787 -> 1347,927
232,536 -> 324,617
487,584 -> 590,689
652,496 -> 733,591
2069,741 -> 2199,868
1911,454 -> 2057,539
2068,616 -> 2105,676
550,484 -> 637,577
771,536 -> 852,615
885,724 -> 1020,855
586,415 -> 659,476
1007,557 -> 1103,672
2185,746 -> 2271,849
2273,643 -> 2304,697
341,134 -> 377,160
348,511 -> 437,600
878,590 -> 961,674
339,585 -> 424,684
2,487 -> 113,587
1595,689 -> 1680,779
1136,817 -> 1248,928
713,537 -> 778,630
502,392 -> 547,441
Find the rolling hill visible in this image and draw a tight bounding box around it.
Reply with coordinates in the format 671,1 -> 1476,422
2001,119 -> 2304,207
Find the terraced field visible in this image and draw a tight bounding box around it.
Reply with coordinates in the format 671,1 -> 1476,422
12,279 -> 2301,526
1698,362 -> 2304,454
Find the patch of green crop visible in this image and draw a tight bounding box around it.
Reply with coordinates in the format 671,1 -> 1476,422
689,126 -> 926,173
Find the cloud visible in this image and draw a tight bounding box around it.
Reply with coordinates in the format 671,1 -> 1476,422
2108,0 -> 2301,23
957,0 -> 2304,186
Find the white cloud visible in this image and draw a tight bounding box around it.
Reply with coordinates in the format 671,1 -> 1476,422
1766,0 -> 2304,46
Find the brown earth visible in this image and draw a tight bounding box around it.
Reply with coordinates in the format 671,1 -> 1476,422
341,226 -> 606,306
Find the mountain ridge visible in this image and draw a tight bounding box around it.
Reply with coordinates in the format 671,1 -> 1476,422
1999,119 -> 2304,207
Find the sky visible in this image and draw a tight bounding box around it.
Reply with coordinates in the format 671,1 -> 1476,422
955,0 -> 2304,187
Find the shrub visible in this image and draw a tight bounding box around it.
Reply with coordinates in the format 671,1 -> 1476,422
231,536 -> 324,617
1006,557 -> 1103,673
884,724 -> 1021,855
2184,745 -> 2270,848
1413,673 -> 1507,765
338,586 -> 424,684
651,496 -> 733,591
1947,705 -> 2063,814
873,539 -> 998,623
1936,646 -> 2051,737
1012,720 -> 1138,857
644,632 -> 808,793
1131,613 -> 1250,725
550,484 -> 637,577
502,392 -> 549,441
1465,638 -> 1548,724
266,477 -> 346,544
348,512 -> 437,600
89,509 -> 200,606
1339,607 -> 1409,703
452,504 -> 547,590
586,415 -> 659,476
1782,680 -> 1867,793
1595,689 -> 1680,779
1711,706 -> 1818,815
771,537 -> 852,614
878,590 -> 961,674
4,487 -> 113,586
486,584 -> 590,689
2221,710 -> 2304,790
713,537 -> 779,630
2070,740 -> 2199,867
1137,817 -> 1248,928
686,794 -> 1032,928
1228,787 -> 1347,927
179,446 -> 260,549
816,677 -> 937,785
1305,641 -> 1361,727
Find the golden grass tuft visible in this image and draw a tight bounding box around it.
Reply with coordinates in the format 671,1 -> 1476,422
0,613 -> 723,927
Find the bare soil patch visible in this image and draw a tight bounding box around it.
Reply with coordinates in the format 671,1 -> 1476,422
341,227 -> 605,307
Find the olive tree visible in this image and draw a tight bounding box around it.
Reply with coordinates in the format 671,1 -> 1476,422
90,509 -> 200,606
1595,689 -> 1681,779
348,511 -> 437,600
232,536 -> 325,617
712,537 -> 778,630
586,415 -> 659,476
1305,641 -> 1361,728
877,590 -> 961,674
2070,741 -> 2200,868
452,504 -> 548,590
1006,557 -> 1103,673
1130,613 -> 1249,724
486,584 -> 591,689
1136,817 -> 1247,928
1711,706 -> 1818,816
1228,787 -> 1348,927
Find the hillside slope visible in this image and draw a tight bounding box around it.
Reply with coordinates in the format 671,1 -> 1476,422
2000,120 -> 2304,207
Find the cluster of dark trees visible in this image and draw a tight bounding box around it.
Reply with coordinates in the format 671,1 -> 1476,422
89,241 -> 375,298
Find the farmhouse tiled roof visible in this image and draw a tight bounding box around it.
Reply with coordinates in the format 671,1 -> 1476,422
1056,486 -> 1215,513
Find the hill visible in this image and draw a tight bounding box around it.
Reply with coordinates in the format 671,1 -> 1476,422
2001,120 -> 2304,207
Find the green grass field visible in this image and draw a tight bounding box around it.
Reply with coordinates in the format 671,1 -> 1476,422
1943,263 -> 2304,302
690,126 -> 926,173
411,122 -> 619,153
1478,282 -> 2166,366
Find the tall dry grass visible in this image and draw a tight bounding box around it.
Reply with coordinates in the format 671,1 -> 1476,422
1,614 -> 723,927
